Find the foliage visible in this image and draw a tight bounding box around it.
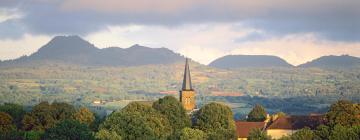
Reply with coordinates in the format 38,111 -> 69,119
23,130 -> 44,140
0,112 -> 16,134
152,96 -> 191,132
100,102 -> 172,140
178,127 -> 207,140
247,128 -> 271,140
51,102 -> 76,121
247,104 -> 267,122
0,103 -> 26,128
22,101 -> 75,131
329,125 -> 358,140
314,125 -> 330,140
73,107 -> 95,125
95,129 -> 122,140
194,102 -> 236,140
326,100 -> 360,127
289,127 -> 314,140
42,119 -> 94,140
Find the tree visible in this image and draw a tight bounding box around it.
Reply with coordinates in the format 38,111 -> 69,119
0,103 -> 26,128
100,102 -> 172,140
290,127 -> 314,140
51,102 -> 76,121
247,128 -> 271,140
178,127 -> 207,140
314,125 -> 330,140
152,96 -> 191,132
0,112 -> 16,134
22,102 -> 56,131
22,102 -> 76,131
326,100 -> 360,127
23,131 -> 44,140
329,124 -> 358,140
72,107 -> 95,125
96,129 -> 122,140
42,120 -> 94,140
194,102 -> 236,140
247,104 -> 267,122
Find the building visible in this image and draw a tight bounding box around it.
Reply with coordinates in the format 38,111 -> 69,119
235,114 -> 325,139
179,58 -> 196,111
235,121 -> 267,140
266,115 -> 326,139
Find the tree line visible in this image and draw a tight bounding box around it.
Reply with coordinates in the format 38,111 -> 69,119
0,96 -> 236,140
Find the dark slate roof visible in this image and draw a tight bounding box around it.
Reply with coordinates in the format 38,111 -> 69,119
235,121 -> 266,138
182,58 -> 193,90
267,115 -> 326,130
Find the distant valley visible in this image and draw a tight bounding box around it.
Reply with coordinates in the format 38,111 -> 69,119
0,36 -> 359,117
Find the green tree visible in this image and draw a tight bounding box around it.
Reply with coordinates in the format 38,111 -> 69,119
52,102 -> 76,121
326,100 -> 360,127
22,102 -> 76,131
0,103 -> 26,128
96,129 -> 122,140
329,125 -> 358,140
0,112 -> 16,134
194,102 -> 236,140
72,107 -> 95,126
100,102 -> 172,140
152,96 -> 191,132
23,131 -> 44,140
247,128 -> 271,140
42,120 -> 94,140
290,127 -> 314,140
178,127 -> 207,140
22,102 -> 56,131
247,104 -> 267,122
314,125 -> 330,140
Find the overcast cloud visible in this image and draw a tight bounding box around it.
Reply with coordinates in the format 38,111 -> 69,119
0,0 -> 359,65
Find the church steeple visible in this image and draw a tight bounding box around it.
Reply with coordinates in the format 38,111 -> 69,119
182,58 -> 193,91
179,58 -> 196,111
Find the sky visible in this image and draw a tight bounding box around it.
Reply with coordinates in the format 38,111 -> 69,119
0,0 -> 359,65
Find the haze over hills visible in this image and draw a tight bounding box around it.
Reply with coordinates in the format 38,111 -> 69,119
298,55 -> 360,68
1,36 -> 184,66
1,35 -> 359,69
208,55 -> 293,69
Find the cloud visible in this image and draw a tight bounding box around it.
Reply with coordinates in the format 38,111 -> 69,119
0,0 -> 358,42
84,23 -> 360,65
0,34 -> 51,60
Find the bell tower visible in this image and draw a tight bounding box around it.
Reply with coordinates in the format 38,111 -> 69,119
180,58 -> 196,111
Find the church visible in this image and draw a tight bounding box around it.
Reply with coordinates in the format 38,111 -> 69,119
179,58 -> 196,111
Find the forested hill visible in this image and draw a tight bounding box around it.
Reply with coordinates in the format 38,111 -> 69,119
298,55 -> 360,68
208,55 -> 293,69
0,36 -> 184,67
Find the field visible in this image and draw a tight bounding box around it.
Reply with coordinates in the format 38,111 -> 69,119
0,62 -> 359,118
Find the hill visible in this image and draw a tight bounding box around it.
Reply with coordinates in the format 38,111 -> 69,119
298,55 -> 360,68
0,36 -> 184,66
208,55 -> 293,69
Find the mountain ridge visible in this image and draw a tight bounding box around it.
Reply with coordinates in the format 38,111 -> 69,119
0,36 -> 185,67
208,55 -> 293,69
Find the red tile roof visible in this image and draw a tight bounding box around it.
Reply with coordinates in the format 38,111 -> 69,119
235,121 -> 266,138
267,115 -> 326,130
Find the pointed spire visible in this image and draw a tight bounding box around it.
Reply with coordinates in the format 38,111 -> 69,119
182,58 -> 193,90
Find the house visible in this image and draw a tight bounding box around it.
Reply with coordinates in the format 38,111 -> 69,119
235,121 -> 267,140
266,115 -> 326,139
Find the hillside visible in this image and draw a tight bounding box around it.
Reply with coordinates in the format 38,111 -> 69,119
209,55 -> 293,69
0,36 -> 184,66
298,55 -> 360,68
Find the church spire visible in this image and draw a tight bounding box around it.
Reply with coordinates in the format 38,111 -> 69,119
182,58 -> 193,90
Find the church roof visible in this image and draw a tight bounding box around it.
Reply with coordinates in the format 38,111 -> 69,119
182,58 -> 193,90
235,121 -> 266,138
267,115 -> 326,130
